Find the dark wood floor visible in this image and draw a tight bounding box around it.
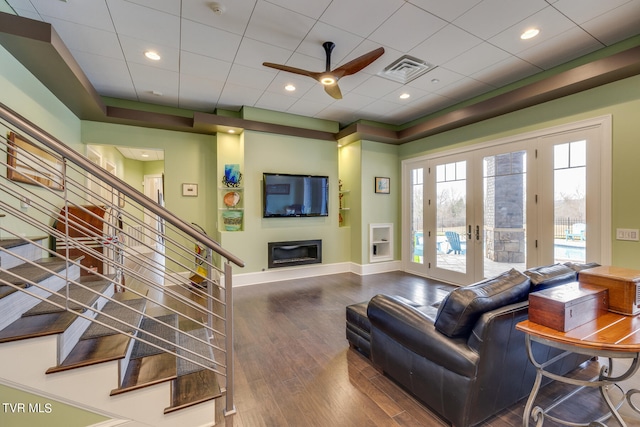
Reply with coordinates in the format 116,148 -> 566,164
197,270 -> 640,427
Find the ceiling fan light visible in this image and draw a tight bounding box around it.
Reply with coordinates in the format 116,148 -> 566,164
320,76 -> 336,85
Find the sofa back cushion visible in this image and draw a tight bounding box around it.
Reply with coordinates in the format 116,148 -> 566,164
434,269 -> 530,338
524,263 -> 576,292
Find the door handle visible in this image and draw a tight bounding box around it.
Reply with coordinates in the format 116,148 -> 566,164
475,225 -> 480,241
467,225 -> 472,240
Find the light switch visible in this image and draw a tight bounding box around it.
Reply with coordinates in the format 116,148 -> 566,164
616,228 -> 639,241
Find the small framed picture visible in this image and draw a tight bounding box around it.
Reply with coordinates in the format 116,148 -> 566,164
182,183 -> 198,197
375,177 -> 390,194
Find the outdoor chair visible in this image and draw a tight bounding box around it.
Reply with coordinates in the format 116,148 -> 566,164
565,223 -> 586,241
445,231 -> 466,254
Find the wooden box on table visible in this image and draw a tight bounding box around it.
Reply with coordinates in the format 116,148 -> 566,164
578,266 -> 640,315
528,282 -> 608,332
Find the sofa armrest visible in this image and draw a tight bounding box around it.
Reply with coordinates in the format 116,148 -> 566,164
368,294 -> 479,378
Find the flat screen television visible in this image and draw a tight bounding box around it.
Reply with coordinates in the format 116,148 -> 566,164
263,173 -> 329,217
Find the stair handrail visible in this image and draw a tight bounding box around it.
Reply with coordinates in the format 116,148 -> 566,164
0,101 -> 244,268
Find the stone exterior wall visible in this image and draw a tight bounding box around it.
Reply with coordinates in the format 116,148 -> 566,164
484,152 -> 525,262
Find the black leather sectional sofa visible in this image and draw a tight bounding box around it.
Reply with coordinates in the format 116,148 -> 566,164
346,263 -> 597,427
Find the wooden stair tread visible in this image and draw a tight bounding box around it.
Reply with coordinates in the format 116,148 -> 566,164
0,256 -> 84,300
164,369 -> 221,414
111,353 -> 177,396
0,277 -> 113,343
0,311 -> 79,343
46,333 -> 132,374
46,293 -> 146,374
0,236 -> 47,248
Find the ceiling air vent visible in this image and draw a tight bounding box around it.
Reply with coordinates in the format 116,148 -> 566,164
377,55 -> 435,84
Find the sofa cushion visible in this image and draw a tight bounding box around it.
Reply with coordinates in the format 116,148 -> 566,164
524,263 -> 576,292
565,261 -> 601,272
434,269 -> 530,338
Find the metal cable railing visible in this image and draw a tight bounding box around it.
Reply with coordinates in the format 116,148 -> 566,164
0,102 -> 243,418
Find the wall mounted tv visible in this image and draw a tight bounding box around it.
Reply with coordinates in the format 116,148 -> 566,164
263,173 -> 329,218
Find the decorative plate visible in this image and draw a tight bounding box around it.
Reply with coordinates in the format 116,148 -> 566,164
224,191 -> 241,207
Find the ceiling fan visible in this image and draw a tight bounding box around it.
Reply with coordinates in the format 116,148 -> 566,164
263,42 -> 385,100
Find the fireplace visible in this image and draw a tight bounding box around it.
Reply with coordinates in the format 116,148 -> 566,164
268,240 -> 322,269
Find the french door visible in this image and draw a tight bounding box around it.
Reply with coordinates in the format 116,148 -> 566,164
404,118 -> 610,285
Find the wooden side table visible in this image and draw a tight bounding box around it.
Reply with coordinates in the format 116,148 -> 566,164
517,312 -> 640,426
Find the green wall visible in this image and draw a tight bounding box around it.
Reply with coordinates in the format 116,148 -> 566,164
81,121 -> 216,237
399,74 -> 640,269
217,130 -> 349,273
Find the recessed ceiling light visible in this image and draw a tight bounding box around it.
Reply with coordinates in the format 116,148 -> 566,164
431,78 -> 440,84
399,93 -> 411,99
141,153 -> 149,158
228,129 -> 236,133
521,28 -> 540,40
144,50 -> 161,61
285,84 -> 296,92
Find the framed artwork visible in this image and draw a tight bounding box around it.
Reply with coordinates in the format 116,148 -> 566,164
182,183 -> 198,197
375,177 -> 390,194
7,132 -> 64,190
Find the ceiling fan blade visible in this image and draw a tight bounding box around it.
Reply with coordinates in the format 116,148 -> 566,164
324,83 -> 342,100
332,47 -> 385,79
262,62 -> 321,80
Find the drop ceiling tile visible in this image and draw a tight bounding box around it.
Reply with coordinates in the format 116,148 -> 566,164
46,17 -> 124,60
71,50 -> 135,99
409,25 -> 482,67
226,63 -> 278,91
108,0 -> 180,48
517,27 -> 605,70
235,38 -> 294,71
182,0 -> 255,36
289,98 -> 334,117
265,0 -> 333,19
381,86 -> 431,105
179,74 -> 224,111
471,55 -> 540,87
128,62 -> 179,100
5,0 -> 36,13
244,1 -> 316,51
406,0 -> 483,21
217,84 -> 264,110
180,20 -> 242,62
454,0 -> 549,40
406,67 -> 464,92
434,77 -> 493,101
255,90 -> 299,112
319,0 -> 405,38
127,0 -> 180,16
334,92 -> 376,110
297,22 -> 364,64
265,73 -> 316,96
442,42 -> 511,76
489,6 -> 578,55
350,75 -> 403,98
180,51 -> 232,82
369,3 -> 447,52
29,0 -> 114,31
299,84 -> 341,104
551,0 -> 632,25
119,35 -> 180,72
581,1 -> 640,45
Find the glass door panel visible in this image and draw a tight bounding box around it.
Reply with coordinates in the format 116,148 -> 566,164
553,140 -> 586,263
482,151 -> 527,278
410,167 -> 424,264
433,160 -> 470,280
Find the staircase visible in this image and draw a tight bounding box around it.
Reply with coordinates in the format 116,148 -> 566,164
0,103 -> 244,426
